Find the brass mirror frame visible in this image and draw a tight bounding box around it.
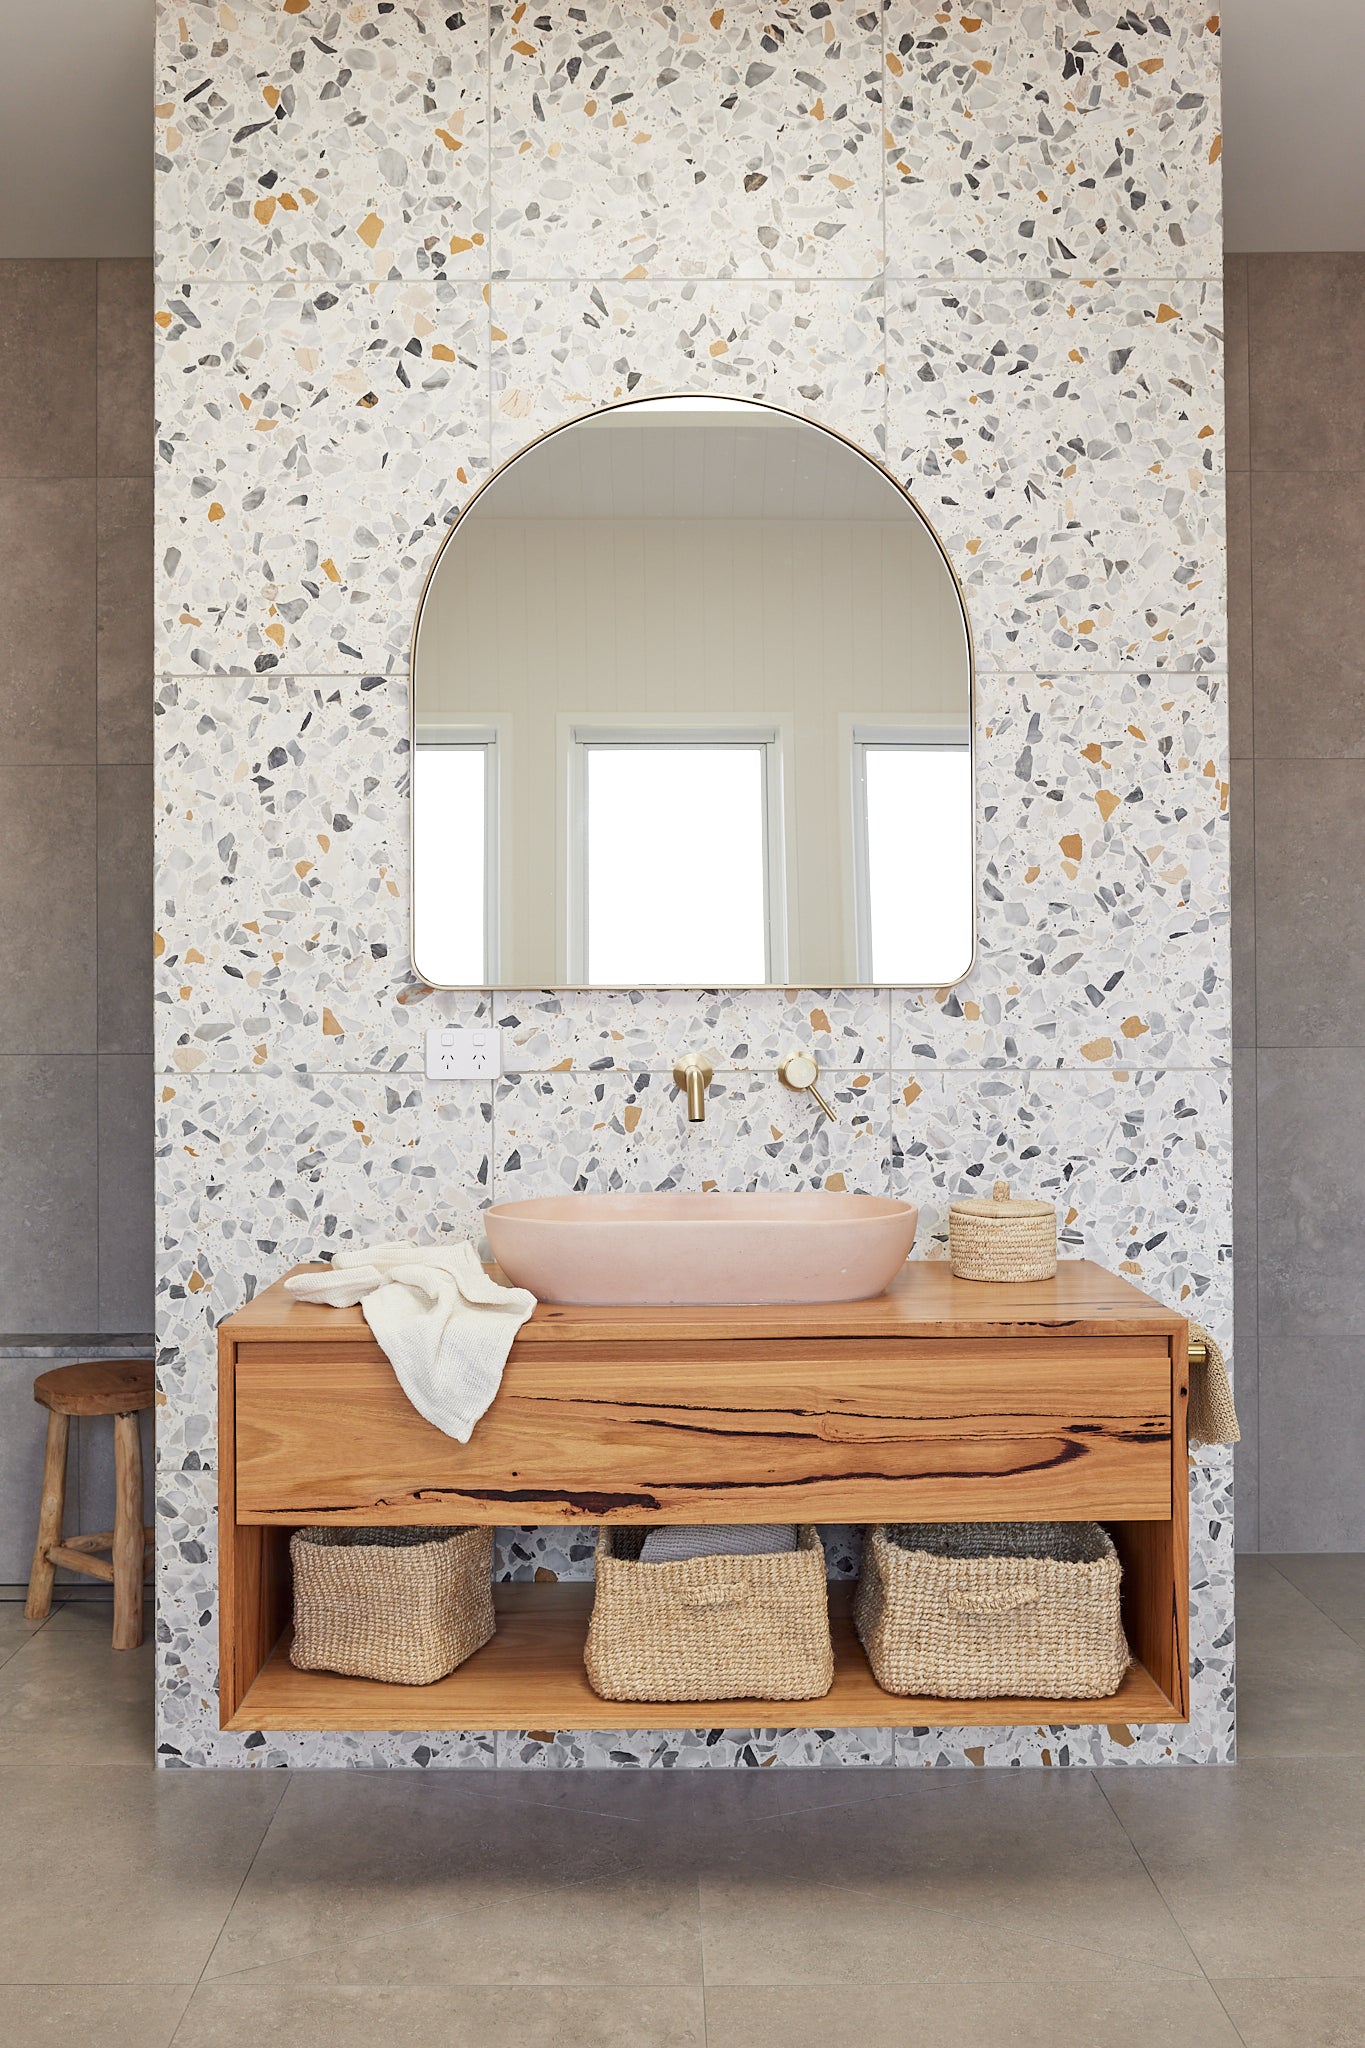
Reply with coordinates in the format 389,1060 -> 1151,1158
409,391 -> 977,992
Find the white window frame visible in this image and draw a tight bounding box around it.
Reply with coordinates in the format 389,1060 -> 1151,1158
412,721 -> 502,986
561,715 -> 790,986
847,717 -> 972,984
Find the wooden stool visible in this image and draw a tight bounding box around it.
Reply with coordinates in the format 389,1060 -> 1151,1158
24,1360 -> 155,1651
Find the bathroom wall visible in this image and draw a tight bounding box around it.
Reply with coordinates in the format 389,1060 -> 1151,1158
1226,253 -> 1365,1552
154,0 -> 1231,1767
0,257 -> 155,1580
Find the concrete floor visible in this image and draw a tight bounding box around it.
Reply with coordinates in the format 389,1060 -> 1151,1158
0,1556 -> 1361,2047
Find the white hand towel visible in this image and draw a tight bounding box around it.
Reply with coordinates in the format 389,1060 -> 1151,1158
284,1243 -> 536,1443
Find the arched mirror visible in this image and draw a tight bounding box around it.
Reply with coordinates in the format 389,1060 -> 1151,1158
411,395 -> 974,989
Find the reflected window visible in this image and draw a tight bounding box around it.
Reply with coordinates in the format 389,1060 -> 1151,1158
853,736 -> 973,984
573,740 -> 776,984
412,739 -> 496,985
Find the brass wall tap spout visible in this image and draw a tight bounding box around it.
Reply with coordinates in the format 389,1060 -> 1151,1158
673,1053 -> 715,1123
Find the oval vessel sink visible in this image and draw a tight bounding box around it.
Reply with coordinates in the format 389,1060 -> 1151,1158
485,1191 -> 919,1306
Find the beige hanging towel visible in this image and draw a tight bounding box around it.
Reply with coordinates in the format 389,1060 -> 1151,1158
1188,1322 -> 1240,1449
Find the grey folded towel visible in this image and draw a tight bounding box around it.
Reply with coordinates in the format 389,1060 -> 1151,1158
638,1523 -> 797,1563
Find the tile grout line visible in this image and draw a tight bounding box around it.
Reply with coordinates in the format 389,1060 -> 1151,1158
1090,1771 -> 1239,2029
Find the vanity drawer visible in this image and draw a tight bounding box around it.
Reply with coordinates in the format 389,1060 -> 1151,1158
231,1336 -> 1175,1524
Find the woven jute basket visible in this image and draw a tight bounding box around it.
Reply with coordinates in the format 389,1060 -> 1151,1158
854,1522 -> 1130,1700
290,1524 -> 495,1685
949,1179 -> 1058,1282
585,1525 -> 834,1703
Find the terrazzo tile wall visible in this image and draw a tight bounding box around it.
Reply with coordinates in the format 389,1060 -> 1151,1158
154,0 -> 1231,1767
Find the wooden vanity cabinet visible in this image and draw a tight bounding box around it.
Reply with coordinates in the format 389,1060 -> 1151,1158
217,1260 -> 1190,1732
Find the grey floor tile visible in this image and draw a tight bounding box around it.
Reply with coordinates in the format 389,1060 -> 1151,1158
0,1604 -> 57,1671
173,1984 -> 705,2048
1255,760 -> 1365,1043
0,477 -> 96,764
1267,1554 -> 1365,1649
96,475 -> 152,764
695,1769 -> 1201,1985
0,1060 -> 99,1333
1224,255 -> 1249,477
1100,1758 -> 1365,1979
0,259 -> 96,478
704,1980 -> 1243,2048
1234,1559 -> 1365,1758
1257,1051 -> 1365,1336
0,769 -> 96,1049
2,1984 -> 191,2048
1227,479 -> 1252,760
1248,254 -> 1365,471
1251,474 -> 1365,760
97,765 -> 152,1053
202,1771 -> 704,1986
0,1763 -> 286,1983
96,261 -> 154,479
1213,1976 -> 1365,2047
1259,1336 -> 1365,1552
0,1605 -> 155,1765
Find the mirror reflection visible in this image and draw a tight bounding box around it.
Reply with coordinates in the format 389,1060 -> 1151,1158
412,396 -> 973,989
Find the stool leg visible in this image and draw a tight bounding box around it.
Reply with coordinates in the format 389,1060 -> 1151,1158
25,1410 -> 70,1621
112,1411 -> 145,1651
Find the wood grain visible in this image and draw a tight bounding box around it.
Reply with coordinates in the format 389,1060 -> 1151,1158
226,1582 -> 1185,1733
24,1409 -> 69,1622
218,1320 -> 290,1725
225,1258 -> 1187,1348
233,1337 -> 1173,1525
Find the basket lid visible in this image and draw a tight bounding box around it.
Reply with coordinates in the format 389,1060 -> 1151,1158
949,1179 -> 1057,1220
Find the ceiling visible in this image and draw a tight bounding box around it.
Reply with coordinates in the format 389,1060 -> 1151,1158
0,0 -> 1360,258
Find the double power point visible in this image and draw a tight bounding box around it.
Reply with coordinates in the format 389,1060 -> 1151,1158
424,1026 -> 502,1080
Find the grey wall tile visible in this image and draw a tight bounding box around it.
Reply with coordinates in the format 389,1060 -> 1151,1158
1248,253 -> 1365,472
1251,471 -> 1365,760
0,1355 -> 54,1583
1257,1047 -> 1365,1337
0,1057 -> 98,1333
1224,253 -> 1249,476
0,766 -> 95,1052
1226,470 -> 1252,760
0,477 -> 95,765
0,260 -> 96,479
97,766 -> 151,1055
97,1055 -> 153,1334
1232,1048 -> 1258,1552
1231,759 -> 1255,1050
96,476 -> 151,764
1254,759 -> 1365,1049
1259,1334 -> 1365,1551
96,261 -> 153,479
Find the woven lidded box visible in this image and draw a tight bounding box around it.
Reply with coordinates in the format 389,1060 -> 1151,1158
585,1525 -> 834,1703
289,1524 -> 494,1685
949,1179 -> 1057,1282
854,1522 -> 1130,1700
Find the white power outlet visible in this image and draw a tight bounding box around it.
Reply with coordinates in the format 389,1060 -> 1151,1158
425,1025 -> 501,1081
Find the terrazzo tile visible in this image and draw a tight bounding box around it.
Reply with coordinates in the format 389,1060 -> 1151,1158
490,278 -> 886,464
885,1 -> 1223,281
490,0 -> 884,281
490,1066 -> 892,1201
886,278 -> 1225,672
156,2 -> 489,283
156,282 -> 489,674
891,671 -> 1228,1068
154,1067 -> 493,1471
495,986 -> 890,1073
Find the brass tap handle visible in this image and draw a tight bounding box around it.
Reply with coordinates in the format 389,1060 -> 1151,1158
778,1050 -> 838,1123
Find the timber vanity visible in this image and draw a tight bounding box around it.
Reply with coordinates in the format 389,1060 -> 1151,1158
217,1259 -> 1190,1733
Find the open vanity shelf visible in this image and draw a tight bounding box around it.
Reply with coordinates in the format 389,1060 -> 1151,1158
218,1261 -> 1190,1734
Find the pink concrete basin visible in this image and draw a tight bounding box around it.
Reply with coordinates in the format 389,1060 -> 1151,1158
484,1191 -> 919,1306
